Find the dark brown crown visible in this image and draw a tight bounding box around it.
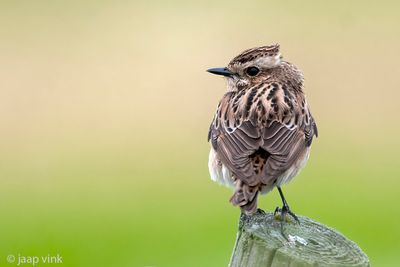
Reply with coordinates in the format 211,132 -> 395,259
228,44 -> 280,65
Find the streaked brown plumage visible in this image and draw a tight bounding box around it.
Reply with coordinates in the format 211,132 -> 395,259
207,44 -> 317,216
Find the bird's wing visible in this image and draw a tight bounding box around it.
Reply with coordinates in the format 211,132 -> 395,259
208,88 -> 317,187
259,120 -> 314,184
209,119 -> 262,186
210,120 -> 313,186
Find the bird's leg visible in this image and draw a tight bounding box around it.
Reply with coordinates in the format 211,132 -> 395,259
274,187 -> 299,237
274,187 -> 299,223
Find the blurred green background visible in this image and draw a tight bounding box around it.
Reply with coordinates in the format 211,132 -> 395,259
0,1 -> 399,266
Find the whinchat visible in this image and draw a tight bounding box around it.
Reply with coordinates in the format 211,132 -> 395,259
207,44 -> 317,222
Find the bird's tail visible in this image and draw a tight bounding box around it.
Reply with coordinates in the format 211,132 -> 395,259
230,180 -> 259,215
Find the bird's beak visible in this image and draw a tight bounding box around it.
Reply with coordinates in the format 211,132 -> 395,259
207,67 -> 234,77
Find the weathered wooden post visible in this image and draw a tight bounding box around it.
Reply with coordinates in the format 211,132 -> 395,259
229,210 -> 369,267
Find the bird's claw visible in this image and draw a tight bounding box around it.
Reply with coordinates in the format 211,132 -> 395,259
274,204 -> 300,239
274,205 -> 299,223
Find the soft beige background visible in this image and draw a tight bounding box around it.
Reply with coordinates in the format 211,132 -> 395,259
0,1 -> 399,266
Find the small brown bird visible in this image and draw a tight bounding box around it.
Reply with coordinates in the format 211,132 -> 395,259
207,44 -> 317,222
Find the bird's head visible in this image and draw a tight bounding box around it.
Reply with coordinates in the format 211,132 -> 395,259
207,44 -> 282,91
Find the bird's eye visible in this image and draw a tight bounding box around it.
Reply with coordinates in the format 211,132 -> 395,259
246,66 -> 260,76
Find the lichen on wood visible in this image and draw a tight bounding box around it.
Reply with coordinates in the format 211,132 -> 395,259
229,210 -> 369,267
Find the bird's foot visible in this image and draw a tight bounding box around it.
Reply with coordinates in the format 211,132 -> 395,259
256,208 -> 266,215
274,205 -> 299,223
274,204 -> 300,239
